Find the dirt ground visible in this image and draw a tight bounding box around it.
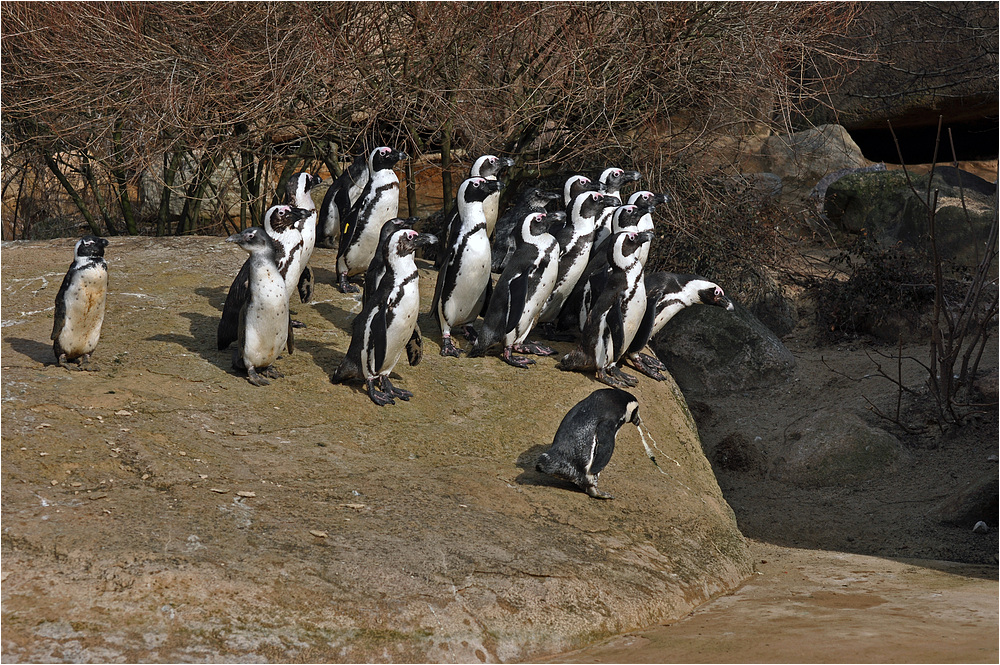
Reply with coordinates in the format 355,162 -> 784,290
2,234 -> 997,663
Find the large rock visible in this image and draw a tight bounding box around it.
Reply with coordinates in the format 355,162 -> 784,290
753,124 -> 871,200
824,168 -> 998,268
0,237 -> 752,663
651,301 -> 795,396
771,409 -> 905,488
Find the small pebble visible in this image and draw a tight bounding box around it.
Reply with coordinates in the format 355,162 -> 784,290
236,491 -> 256,498
209,488 -> 227,494
309,530 -> 328,538
973,521 -> 989,534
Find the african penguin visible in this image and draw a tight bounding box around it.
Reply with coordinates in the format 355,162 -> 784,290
51,235 -> 110,370
558,230 -> 653,388
536,190 -> 609,328
284,171 -> 323,305
431,177 -> 503,356
491,187 -> 560,273
317,152 -> 369,249
225,227 -> 289,386
623,273 -> 734,380
469,211 -> 562,367
332,228 -> 436,405
536,388 -> 641,499
626,190 -> 669,266
470,154 -> 514,238
563,174 -> 601,207
598,167 -> 641,201
217,205 -> 310,352
335,147 -> 407,293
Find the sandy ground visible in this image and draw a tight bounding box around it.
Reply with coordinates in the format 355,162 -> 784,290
552,539 -> 997,664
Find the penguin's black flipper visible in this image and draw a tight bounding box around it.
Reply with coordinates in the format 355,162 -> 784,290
218,258 -> 251,350
591,418 -> 620,477
505,270 -> 529,335
297,266 -> 313,303
50,273 -> 70,342
480,272 -> 494,318
608,294 -> 626,360
372,305 -> 388,376
628,293 -> 658,357
406,325 -> 423,366
286,314 -> 295,354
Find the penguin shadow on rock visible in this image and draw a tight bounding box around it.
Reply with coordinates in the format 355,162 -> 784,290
194,286 -> 228,312
147,311 -> 232,372
515,444 -> 586,495
6,337 -> 59,366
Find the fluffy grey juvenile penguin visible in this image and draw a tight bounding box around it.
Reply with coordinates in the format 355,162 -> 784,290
558,230 -> 653,388
469,211 -> 562,367
225,227 -> 289,387
432,176 -> 503,356
336,147 -> 407,293
317,152 -> 369,249
284,171 -> 323,305
536,388 -> 641,499
217,205 -> 310,352
332,228 -> 436,405
623,273 -> 734,380
491,187 -> 560,273
51,235 -> 110,370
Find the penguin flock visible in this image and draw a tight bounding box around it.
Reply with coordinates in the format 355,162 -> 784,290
48,147 -> 738,498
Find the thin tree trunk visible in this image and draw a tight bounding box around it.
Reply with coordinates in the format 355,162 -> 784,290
111,122 -> 138,235
42,151 -> 102,235
82,152 -> 118,236
159,149 -> 185,237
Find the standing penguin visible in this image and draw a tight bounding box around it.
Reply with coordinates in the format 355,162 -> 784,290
335,147 -> 408,293
562,174 -> 600,207
491,187 -> 560,273
536,190 -> 609,329
626,190 -> 669,266
469,211 -> 562,367
558,230 -> 653,388
317,152 -> 369,249
623,273 -> 734,380
217,204 -> 310,352
332,228 -> 436,405
431,177 -> 503,356
225,227 -> 289,386
434,154 -> 514,268
536,388 -> 641,499
51,235 -> 110,370
284,171 -> 323,305
591,167 -> 640,250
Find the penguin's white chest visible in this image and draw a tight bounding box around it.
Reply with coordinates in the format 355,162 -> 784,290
620,275 -> 647,354
442,230 -> 491,326
346,181 -> 399,275
367,271 -> 419,377
241,266 -> 289,369
58,265 -> 108,356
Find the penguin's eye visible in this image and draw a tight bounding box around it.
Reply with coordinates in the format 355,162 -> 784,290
715,287 -> 724,297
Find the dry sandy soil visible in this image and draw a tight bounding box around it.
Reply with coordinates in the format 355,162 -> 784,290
2,234 -> 997,663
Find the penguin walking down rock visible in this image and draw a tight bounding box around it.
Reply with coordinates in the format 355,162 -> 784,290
624,273 -> 734,380
432,177 -> 503,356
225,227 -> 289,386
469,211 -> 562,367
558,230 -> 653,388
284,172 -> 323,306
491,187 -> 560,273
335,147 -> 407,293
51,235 -> 110,370
536,388 -> 641,499
317,152 -> 369,249
217,205 -> 310,352
332,228 -> 437,405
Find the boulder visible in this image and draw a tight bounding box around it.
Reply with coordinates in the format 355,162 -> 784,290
755,124 -> 871,200
928,467 -> 1000,529
824,169 -> 998,268
651,301 -> 795,396
771,409 -> 905,488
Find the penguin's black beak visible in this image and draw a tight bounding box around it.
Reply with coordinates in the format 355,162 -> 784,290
502,157 -> 515,168
413,232 -> 437,247
287,207 -> 310,221
626,170 -> 642,182
486,179 -> 504,194
631,410 -> 642,426
632,231 -> 654,245
718,294 -> 735,311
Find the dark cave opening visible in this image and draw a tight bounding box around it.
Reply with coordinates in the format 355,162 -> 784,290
847,118 -> 999,165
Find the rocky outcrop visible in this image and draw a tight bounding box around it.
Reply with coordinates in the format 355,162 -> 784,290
824,168 -> 998,268
651,301 -> 795,396
0,236 -> 752,663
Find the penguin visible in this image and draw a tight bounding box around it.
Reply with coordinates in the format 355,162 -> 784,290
434,154 -> 514,268
535,190 -> 609,329
626,190 -> 669,266
225,227 -> 289,387
51,235 -> 110,370
535,388 -> 641,499
431,177 -> 503,356
317,152 -> 369,249
561,202 -> 654,333
335,147 -> 408,293
491,187 -> 560,273
284,171 -> 323,306
563,174 -> 600,207
558,230 -> 653,388
332,228 -> 436,405
623,273 -> 734,380
469,210 -> 562,367
591,167 -> 640,250
217,205 -> 310,352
